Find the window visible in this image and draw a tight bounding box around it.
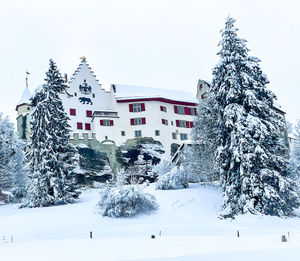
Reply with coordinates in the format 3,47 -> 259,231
121,131 -> 126,136
172,132 -> 177,140
171,121 -> 174,126
176,120 -> 186,128
129,103 -> 145,112
86,110 -> 92,117
85,123 -> 91,130
105,136 -> 108,140
160,106 -> 167,112
162,119 -> 168,125
74,92 -> 77,97
92,94 -> 95,98
100,120 -> 114,126
27,107 -> 30,111
135,130 -> 142,138
180,133 -> 188,140
175,106 -> 185,115
77,122 -> 83,130
70,108 -> 76,116
199,83 -> 203,90
176,120 -> 193,128
133,103 -> 142,112
130,117 -> 146,125
155,130 -> 160,136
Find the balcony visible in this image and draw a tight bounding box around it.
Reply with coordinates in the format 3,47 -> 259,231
93,111 -> 119,118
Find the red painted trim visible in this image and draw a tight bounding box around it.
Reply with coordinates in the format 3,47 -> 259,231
86,110 -> 92,117
70,108 -> 76,116
141,103 -> 145,111
130,118 -> 134,125
117,97 -> 197,106
186,121 -> 190,128
174,105 -> 178,113
129,104 -> 133,112
110,120 -> 114,126
100,120 -> 104,126
176,120 -> 179,127
142,117 -> 146,125
16,103 -> 29,111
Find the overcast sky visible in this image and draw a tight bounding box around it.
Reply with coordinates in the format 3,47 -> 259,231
1,0 -> 299,126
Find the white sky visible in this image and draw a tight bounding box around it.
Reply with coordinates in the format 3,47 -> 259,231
1,0 -> 299,125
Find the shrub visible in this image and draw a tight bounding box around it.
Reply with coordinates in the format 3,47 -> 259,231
155,166 -> 188,190
98,185 -> 158,218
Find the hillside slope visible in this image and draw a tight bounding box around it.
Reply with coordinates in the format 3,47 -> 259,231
0,184 -> 300,260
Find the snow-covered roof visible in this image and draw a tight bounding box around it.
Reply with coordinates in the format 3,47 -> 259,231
113,84 -> 198,103
17,87 -> 32,106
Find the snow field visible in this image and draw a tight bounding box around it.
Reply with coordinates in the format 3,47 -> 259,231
1,184 -> 300,260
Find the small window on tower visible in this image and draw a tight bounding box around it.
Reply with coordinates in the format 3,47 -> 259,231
74,92 -> 77,97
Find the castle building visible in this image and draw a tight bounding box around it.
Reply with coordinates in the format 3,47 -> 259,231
16,59 -> 199,155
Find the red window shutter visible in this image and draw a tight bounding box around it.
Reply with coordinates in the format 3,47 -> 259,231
110,120 -> 114,126
194,108 -> 197,116
70,108 -> 76,116
174,106 -> 178,114
201,94 -> 204,100
162,119 -> 165,124
100,120 -> 104,126
190,121 -> 194,128
176,120 -> 179,127
184,107 -> 188,115
85,123 -> 91,130
86,110 -> 92,117
160,106 -> 163,111
200,84 -> 202,90
130,118 -> 135,125
129,104 -> 133,112
141,103 -> 145,111
77,122 -> 82,129
142,117 -> 146,125
186,121 -> 190,128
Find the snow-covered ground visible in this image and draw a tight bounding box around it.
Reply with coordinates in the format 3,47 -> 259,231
1,183 -> 300,260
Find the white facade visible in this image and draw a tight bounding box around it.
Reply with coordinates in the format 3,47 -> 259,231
17,59 -> 199,155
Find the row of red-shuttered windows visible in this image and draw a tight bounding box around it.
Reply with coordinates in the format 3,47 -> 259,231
175,120 -> 194,128
130,118 -> 146,125
174,106 -> 197,116
129,103 -> 146,112
70,109 -> 93,117
77,122 -> 91,130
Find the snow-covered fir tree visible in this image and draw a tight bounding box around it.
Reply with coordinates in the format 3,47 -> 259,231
209,17 -> 300,217
0,114 -> 27,199
191,94 -> 220,183
24,59 -> 80,208
290,120 -> 300,182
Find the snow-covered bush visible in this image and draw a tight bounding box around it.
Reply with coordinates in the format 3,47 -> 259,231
155,166 -> 188,190
98,185 -> 158,218
152,154 -> 172,176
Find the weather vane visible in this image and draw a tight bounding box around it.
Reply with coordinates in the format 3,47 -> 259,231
80,56 -> 86,62
26,70 -> 30,88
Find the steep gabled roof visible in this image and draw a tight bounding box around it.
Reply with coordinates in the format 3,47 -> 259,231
17,87 -> 31,106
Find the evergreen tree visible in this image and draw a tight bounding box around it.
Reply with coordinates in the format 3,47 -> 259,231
0,114 -> 27,198
210,17 -> 300,217
25,59 -> 79,207
290,120 -> 300,181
